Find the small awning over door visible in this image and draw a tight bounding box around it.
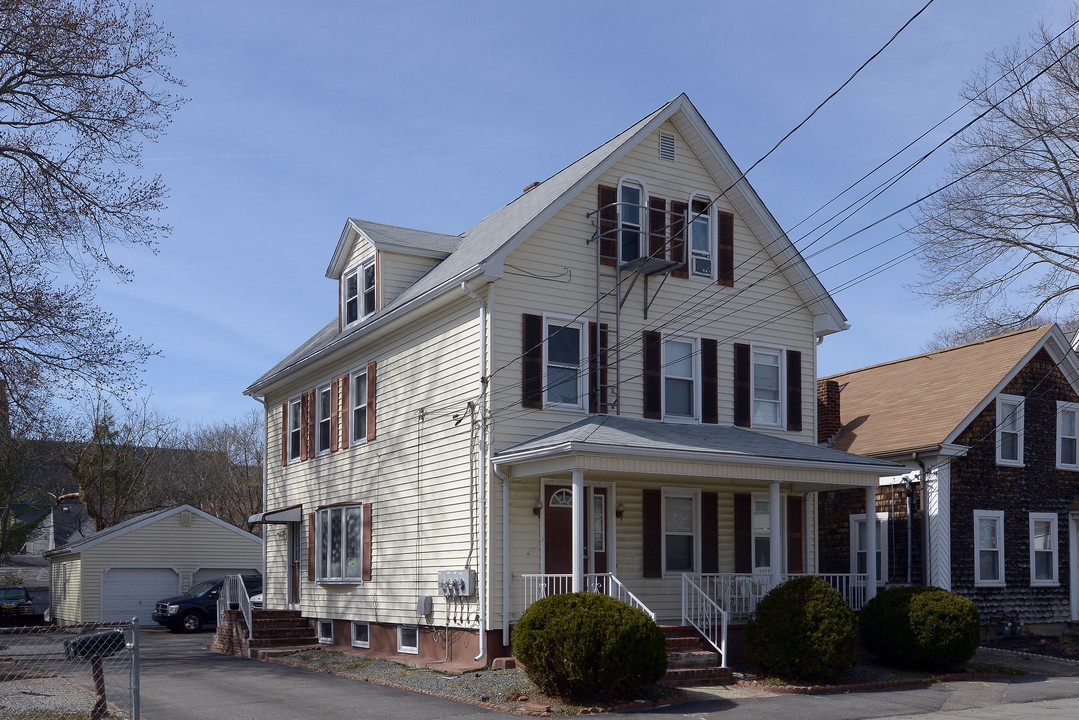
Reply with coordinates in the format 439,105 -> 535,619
248,505 -> 302,524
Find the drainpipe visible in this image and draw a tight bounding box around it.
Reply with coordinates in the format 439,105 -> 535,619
461,281 -> 488,663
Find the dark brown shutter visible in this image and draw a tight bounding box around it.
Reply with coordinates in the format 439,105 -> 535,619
522,314 -> 543,408
670,201 -> 688,278
734,493 -> 751,573
648,196 -> 667,259
787,496 -> 804,574
281,402 -> 289,467
701,492 -> 719,573
786,350 -> 802,432
598,185 -> 618,266
308,512 -> 316,581
643,489 -> 662,578
734,343 -> 751,427
340,373 -> 350,450
330,378 -> 339,452
643,331 -> 662,419
718,211 -> 734,287
362,503 -> 373,582
588,322 -> 609,414
702,338 -> 718,424
366,361 -> 377,442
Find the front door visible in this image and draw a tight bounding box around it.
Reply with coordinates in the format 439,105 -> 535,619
543,485 -> 608,576
287,522 -> 301,609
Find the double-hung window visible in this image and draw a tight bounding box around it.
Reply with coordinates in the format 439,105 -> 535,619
752,348 -> 783,427
316,384 -> 332,454
351,367 -> 368,444
689,195 -> 713,278
1029,513 -> 1058,586
974,510 -> 1005,586
663,489 -> 699,574
343,258 -> 376,326
287,397 -> 302,462
618,180 -> 643,263
850,513 -> 888,582
544,319 -> 585,409
1058,401 -> 1079,469
316,505 -> 365,582
751,494 -> 771,569
663,336 -> 697,420
996,394 -> 1024,465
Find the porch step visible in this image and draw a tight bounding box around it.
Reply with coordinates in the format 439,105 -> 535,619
659,625 -> 733,687
211,609 -> 316,658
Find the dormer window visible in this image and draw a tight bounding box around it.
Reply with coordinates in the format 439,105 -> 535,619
343,257 -> 376,326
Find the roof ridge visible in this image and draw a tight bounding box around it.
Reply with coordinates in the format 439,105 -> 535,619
822,324 -> 1054,381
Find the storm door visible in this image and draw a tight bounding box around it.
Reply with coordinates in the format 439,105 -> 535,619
288,522 -> 301,608
543,485 -> 608,576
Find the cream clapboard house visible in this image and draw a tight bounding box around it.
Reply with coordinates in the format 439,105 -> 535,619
244,94 -> 901,667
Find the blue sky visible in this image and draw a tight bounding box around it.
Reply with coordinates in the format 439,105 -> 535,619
98,0 -> 1073,427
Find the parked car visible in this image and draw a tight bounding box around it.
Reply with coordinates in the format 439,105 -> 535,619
0,585 -> 44,626
151,575 -> 262,633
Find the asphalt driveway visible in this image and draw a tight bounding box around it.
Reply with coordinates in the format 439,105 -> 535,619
136,627 -> 500,719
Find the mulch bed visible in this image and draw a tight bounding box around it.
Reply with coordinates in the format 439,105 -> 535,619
981,633 -> 1079,661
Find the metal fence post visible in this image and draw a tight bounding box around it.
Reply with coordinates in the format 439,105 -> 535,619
130,617 -> 140,720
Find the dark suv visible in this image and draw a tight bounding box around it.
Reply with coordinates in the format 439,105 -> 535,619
151,575 -> 262,633
0,585 -> 43,626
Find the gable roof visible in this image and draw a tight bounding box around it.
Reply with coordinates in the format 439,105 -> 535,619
494,414 -> 900,474
246,94 -> 847,397
823,324 -> 1079,458
44,504 -> 262,557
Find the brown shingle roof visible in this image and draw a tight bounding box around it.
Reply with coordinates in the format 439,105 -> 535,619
823,325 -> 1055,457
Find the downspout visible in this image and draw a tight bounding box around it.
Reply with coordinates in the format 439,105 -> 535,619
461,281 -> 488,663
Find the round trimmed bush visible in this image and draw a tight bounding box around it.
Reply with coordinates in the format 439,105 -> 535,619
744,575 -> 858,683
512,592 -> 667,701
860,586 -> 979,670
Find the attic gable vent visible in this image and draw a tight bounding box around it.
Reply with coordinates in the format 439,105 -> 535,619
659,132 -> 676,162
180,510 -> 191,527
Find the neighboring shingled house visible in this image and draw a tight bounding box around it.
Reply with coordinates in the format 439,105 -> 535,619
816,324 -> 1079,633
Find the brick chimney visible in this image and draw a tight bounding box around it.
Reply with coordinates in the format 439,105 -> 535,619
817,379 -> 842,445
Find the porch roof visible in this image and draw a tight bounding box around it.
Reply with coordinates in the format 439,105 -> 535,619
493,415 -> 902,484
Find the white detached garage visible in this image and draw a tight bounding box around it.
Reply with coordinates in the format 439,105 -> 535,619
45,505 -> 263,625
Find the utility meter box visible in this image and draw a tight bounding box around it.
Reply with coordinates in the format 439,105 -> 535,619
437,569 -> 476,597
416,594 -> 433,616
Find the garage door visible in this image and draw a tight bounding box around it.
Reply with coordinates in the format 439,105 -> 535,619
100,567 -> 180,624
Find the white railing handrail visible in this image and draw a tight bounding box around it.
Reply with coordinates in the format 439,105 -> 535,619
684,571 -> 868,618
218,574 -> 254,640
605,574 -> 655,620
512,572 -> 655,621
682,573 -> 728,667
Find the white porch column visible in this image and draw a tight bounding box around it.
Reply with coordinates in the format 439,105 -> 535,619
865,486 -> 877,601
572,469 -> 584,593
769,481 -> 782,589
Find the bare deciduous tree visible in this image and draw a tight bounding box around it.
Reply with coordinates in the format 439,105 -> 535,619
0,0 -> 184,416
912,20 -> 1079,328
921,315 -> 1079,352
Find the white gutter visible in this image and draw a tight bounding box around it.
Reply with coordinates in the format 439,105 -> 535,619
461,281 -> 488,663
494,466 -> 511,648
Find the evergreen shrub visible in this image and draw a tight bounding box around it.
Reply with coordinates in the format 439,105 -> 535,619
512,592 -> 667,701
860,586 -> 980,670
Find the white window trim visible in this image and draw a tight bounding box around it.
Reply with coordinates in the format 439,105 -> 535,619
350,366 -> 369,446
398,625 -> 419,655
287,396 -> 303,463
850,513 -> 889,585
542,315 -> 587,412
351,620 -> 370,648
995,394 -> 1024,466
1057,401 -> 1079,470
687,192 -> 715,281
661,487 -> 701,577
750,345 -> 785,430
318,619 -> 334,644
662,334 -> 700,422
315,504 -> 365,584
342,256 -> 376,327
974,510 -> 1006,587
316,383 -> 332,456
617,176 -> 648,264
1030,512 -> 1059,586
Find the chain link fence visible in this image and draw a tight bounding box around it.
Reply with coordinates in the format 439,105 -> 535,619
0,620 -> 139,719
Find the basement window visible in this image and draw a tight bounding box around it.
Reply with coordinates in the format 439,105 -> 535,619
351,621 -> 370,648
318,620 -> 334,644
398,625 -> 419,655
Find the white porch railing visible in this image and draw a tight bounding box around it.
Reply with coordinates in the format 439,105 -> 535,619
217,574 -> 254,640
683,572 -> 868,619
512,573 -> 655,621
682,574 -> 728,666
